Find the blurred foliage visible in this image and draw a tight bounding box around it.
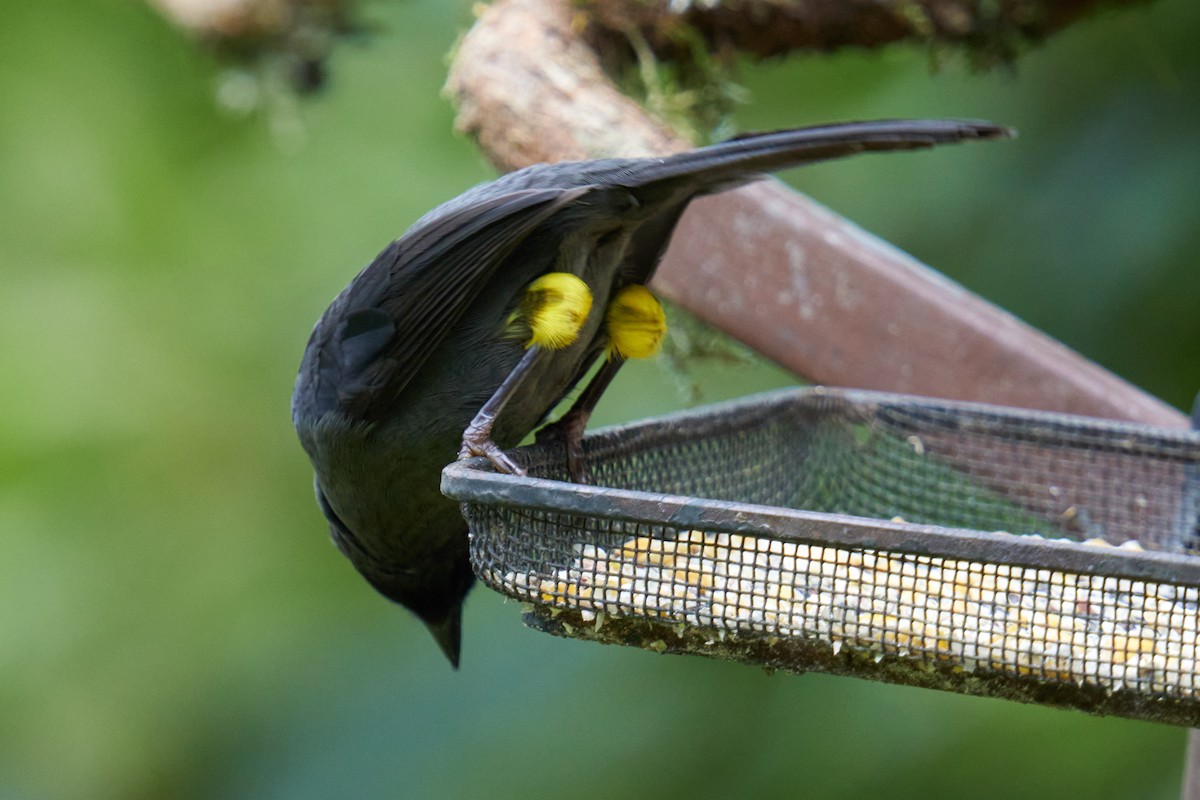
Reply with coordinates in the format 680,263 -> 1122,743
0,0 -> 1197,798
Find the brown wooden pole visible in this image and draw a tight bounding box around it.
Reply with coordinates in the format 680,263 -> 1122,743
655,183 -> 1186,425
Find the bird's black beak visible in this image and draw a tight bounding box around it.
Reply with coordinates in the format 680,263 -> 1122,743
424,605 -> 463,669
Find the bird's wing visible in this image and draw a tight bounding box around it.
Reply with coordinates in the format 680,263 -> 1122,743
296,186 -> 589,423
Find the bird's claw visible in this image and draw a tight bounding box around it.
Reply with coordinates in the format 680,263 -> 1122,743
460,409 -> 527,476
536,412 -> 589,484
459,436 -> 527,477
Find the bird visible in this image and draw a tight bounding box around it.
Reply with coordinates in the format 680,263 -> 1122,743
291,119 -> 1013,667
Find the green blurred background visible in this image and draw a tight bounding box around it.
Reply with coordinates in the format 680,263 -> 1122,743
2,0 -> 1198,798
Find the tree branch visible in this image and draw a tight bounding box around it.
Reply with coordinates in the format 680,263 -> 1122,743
578,0 -> 1145,66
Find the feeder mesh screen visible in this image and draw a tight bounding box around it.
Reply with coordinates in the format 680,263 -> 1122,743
454,389 -> 1200,723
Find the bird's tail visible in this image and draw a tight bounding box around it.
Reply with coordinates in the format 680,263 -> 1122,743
626,119 -> 1013,198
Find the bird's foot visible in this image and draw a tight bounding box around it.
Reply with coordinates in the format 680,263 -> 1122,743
535,410 -> 589,484
459,435 -> 526,476
460,414 -> 527,476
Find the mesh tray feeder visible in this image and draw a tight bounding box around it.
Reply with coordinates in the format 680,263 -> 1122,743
441,387 -> 1200,725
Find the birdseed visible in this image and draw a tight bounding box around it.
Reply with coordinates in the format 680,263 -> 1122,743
486,530 -> 1200,696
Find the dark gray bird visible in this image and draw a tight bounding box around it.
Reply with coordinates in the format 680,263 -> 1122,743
291,119 -> 1012,666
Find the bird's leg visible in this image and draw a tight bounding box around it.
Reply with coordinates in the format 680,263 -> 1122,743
460,345 -> 546,476
537,355 -> 625,484
538,285 -> 667,484
459,272 -> 594,476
